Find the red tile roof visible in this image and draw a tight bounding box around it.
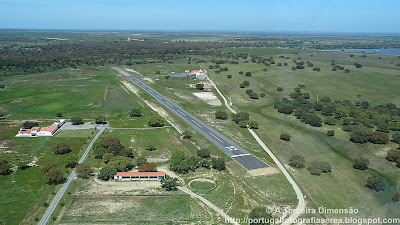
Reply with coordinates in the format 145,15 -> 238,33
115,172 -> 166,177
40,126 -> 57,133
19,129 -> 31,134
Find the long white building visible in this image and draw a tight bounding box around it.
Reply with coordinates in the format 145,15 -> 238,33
16,119 -> 66,137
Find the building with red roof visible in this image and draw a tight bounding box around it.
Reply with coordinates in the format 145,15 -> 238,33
114,172 -> 166,181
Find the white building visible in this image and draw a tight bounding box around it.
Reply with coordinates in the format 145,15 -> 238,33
114,172 -> 166,182
16,119 -> 66,137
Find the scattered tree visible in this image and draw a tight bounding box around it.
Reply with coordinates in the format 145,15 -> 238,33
44,168 -> 65,184
71,117 -> 83,125
95,115 -> 106,124
307,161 -> 332,176
162,177 -> 179,191
289,155 -> 306,169
148,116 -> 166,127
197,148 -> 211,158
353,157 -> 369,170
64,155 -> 78,168
52,143 -> 72,155
195,83 -> 204,90
56,113 -> 63,117
182,131 -> 192,139
76,162 -> 93,179
277,87 -> 283,92
365,176 -> 385,192
248,207 -> 273,225
0,160 -> 11,175
249,121 -> 259,129
108,156 -> 134,172
280,134 -> 291,141
22,121 -> 39,129
130,108 -> 142,117
215,111 -> 228,120
327,130 -> 335,136
98,166 -> 118,181
137,162 -> 157,172
212,157 -> 226,171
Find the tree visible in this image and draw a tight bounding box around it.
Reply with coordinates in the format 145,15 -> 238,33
366,176 -> 385,192
52,143 -> 72,155
233,111 -> 250,124
71,117 -> 83,125
64,155 -> 78,168
392,132 -> 400,144
215,111 -> 228,120
353,157 -> 369,170
182,131 -> 192,139
277,87 -> 283,92
392,191 -> 400,202
386,149 -> 400,162
227,74 -> 232,78
280,134 -> 291,141
195,83 -> 204,90
76,162 -> 93,179
303,93 -> 310,99
320,97 -> 331,103
277,104 -> 293,114
361,101 -> 369,109
137,162 -> 157,172
248,207 -> 273,225
95,115 -> 106,124
249,93 -> 259,99
162,177 -> 179,191
0,160 -> 11,175
289,155 -> 306,169
136,157 -> 147,166
344,69 -> 350,73
327,130 -> 335,136
314,103 -> 324,111
44,168 -> 65,184
56,113 -> 63,117
350,129 -> 370,144
108,156 -> 133,172
197,148 -> 211,158
368,131 -> 389,144
308,161 -> 332,176
130,108 -> 142,117
245,72 -> 252,76
102,153 -> 114,164
23,121 -> 39,129
322,105 -> 335,116
97,166 -> 117,181
324,117 -> 336,125
249,121 -> 259,129
212,158 -> 225,171
246,89 -> 253,95
148,116 -> 165,127
239,120 -> 249,128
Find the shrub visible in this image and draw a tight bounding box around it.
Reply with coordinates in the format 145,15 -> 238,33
307,161 -> 332,176
197,148 -> 211,158
71,117 -> 83,125
280,134 -> 291,141
130,108 -> 142,117
227,74 -> 232,78
245,72 -> 252,76
212,158 -> 225,171
56,113 -> 63,117
289,155 -> 306,169
366,176 -> 385,192
327,130 -> 335,136
215,111 -> 228,120
148,116 -> 165,127
277,87 -> 283,92
353,157 -> 369,170
53,143 -> 71,155
249,93 -> 259,99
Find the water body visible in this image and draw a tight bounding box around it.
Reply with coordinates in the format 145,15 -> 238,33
323,49 -> 400,55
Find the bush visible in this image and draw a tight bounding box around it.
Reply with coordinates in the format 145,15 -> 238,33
137,162 -> 157,172
130,108 -> 142,117
324,117 -> 336,125
368,131 -> 389,144
249,93 -> 259,99
386,149 -> 400,162
95,115 -> 106,124
280,134 -> 291,141
327,130 -> 335,136
313,67 -> 321,71
71,117 -> 83,125
353,157 -> 369,170
307,161 -> 332,176
215,111 -> 228,120
182,131 -> 192,139
76,162 -> 93,179
227,74 -> 232,78
277,104 -> 293,114
245,72 -> 252,77
238,120 -> 249,128
212,158 -> 225,171
196,83 -> 204,90
289,155 -> 306,169
23,121 -> 39,129
0,160 -> 11,175
52,143 -> 71,155
148,116 -> 165,127
366,176 -> 385,192
197,148 -> 211,158
249,121 -> 259,129
277,87 -> 283,92
350,129 -> 370,144
108,156 -> 134,172
392,132 -> 400,144
64,155 -> 78,168
44,168 -> 66,184
320,97 -> 331,103
233,111 -> 249,124
56,113 -> 63,117
162,177 -> 179,191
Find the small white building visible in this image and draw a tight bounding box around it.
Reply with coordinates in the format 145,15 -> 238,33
16,119 -> 66,137
114,172 -> 166,182
192,70 -> 207,80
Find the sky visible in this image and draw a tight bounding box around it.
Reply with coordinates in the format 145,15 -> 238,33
0,0 -> 399,33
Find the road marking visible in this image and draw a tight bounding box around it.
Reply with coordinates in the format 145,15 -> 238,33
148,89 -> 153,93
155,95 -> 162,99
166,102 -> 173,107
177,109 -> 186,116
191,119 -> 202,128
225,145 -> 238,151
231,153 -> 251,158
209,132 -> 224,143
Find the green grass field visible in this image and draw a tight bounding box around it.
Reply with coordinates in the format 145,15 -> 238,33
61,195 -> 190,223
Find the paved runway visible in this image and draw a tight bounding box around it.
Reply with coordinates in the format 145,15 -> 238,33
114,68 -> 269,170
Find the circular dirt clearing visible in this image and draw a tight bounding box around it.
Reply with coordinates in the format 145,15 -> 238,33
189,179 -> 216,191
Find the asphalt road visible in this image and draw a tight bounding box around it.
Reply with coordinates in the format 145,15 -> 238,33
39,127 -> 106,225
114,68 -> 269,170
